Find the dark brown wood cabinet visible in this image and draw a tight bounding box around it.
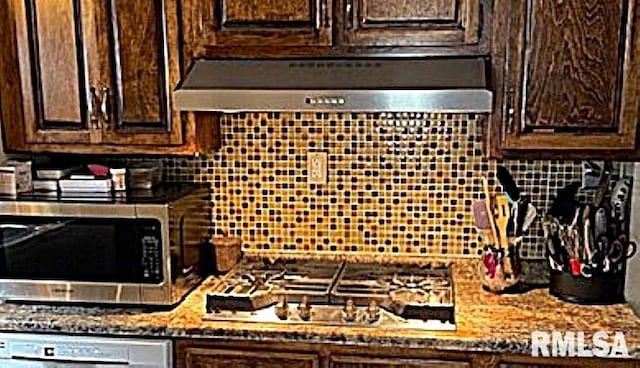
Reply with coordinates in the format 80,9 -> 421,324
490,0 -> 640,158
182,0 -> 332,54
181,0 -> 488,59
178,347 -> 319,368
2,0 -> 101,146
338,0 -> 481,47
175,340 -> 640,368
497,361 -> 639,368
0,0 -> 215,154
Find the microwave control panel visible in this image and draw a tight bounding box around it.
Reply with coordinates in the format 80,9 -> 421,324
139,222 -> 163,283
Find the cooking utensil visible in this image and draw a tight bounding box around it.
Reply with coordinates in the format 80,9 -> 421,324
607,235 -> 637,267
516,199 -> 527,234
549,182 -> 581,224
592,162 -> 611,207
583,217 -> 595,263
582,161 -> 603,189
481,176 -> 499,246
507,200 -> 518,237
472,200 -> 494,244
495,195 -> 511,249
594,207 -> 608,239
522,203 -> 537,232
496,165 -> 521,202
610,178 -> 631,235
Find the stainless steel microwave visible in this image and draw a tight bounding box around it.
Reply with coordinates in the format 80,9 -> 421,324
0,184 -> 211,306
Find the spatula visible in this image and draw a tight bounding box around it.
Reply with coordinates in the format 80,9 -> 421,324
481,176 -> 499,246
473,200 -> 494,244
495,195 -> 511,249
497,165 -> 520,202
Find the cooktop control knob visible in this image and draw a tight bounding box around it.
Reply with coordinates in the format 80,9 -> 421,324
275,295 -> 289,320
365,299 -> 380,323
342,299 -> 357,322
297,295 -> 311,321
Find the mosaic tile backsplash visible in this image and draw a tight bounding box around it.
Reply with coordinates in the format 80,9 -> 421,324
162,112 -> 585,259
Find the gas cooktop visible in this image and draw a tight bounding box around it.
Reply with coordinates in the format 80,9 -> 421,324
204,260 -> 455,331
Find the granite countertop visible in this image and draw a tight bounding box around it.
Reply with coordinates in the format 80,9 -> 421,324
0,260 -> 638,359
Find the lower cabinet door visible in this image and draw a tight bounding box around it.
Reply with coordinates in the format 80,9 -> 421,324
329,355 -> 470,368
183,347 -> 319,368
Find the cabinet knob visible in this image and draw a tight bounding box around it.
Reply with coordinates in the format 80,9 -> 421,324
275,295 -> 289,320
322,0 -> 329,27
318,0 -> 330,29
506,88 -> 515,134
345,0 -> 354,29
297,295 -> 311,321
89,87 -> 100,129
342,298 -> 357,322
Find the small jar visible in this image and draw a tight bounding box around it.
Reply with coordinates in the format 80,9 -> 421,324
110,168 -> 127,191
213,236 -> 242,273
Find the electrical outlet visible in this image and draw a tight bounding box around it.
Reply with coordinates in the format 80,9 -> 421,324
307,151 -> 327,184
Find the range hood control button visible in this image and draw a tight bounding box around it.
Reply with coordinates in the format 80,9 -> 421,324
305,97 -> 345,105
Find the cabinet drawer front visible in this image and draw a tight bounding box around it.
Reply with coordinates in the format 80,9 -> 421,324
342,0 -> 480,46
184,0 -> 331,50
362,0 -> 458,23
225,0 -> 313,25
330,355 -> 470,368
184,347 -> 319,368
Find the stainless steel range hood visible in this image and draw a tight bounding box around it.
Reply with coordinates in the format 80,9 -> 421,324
174,58 -> 492,113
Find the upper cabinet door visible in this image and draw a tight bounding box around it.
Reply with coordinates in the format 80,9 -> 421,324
494,0 -> 640,155
98,0 -> 182,146
339,0 -> 481,46
183,0 -> 332,54
8,0 -> 101,145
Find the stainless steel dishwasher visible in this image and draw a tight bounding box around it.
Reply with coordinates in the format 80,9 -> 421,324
0,333 -> 171,367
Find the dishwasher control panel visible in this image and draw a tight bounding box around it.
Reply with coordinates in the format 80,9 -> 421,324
9,341 -> 127,362
0,333 -> 172,366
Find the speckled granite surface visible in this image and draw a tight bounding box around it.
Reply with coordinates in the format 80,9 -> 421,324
0,259 -> 637,359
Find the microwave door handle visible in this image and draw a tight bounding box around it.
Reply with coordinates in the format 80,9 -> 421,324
178,216 -> 194,277
179,216 -> 185,269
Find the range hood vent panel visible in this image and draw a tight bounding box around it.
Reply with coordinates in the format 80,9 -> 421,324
174,58 -> 492,113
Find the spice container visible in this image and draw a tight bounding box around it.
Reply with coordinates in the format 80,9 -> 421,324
0,160 -> 32,196
212,236 -> 242,273
127,163 -> 162,189
110,168 -> 127,191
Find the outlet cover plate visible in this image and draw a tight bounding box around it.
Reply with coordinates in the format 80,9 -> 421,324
308,151 -> 327,184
